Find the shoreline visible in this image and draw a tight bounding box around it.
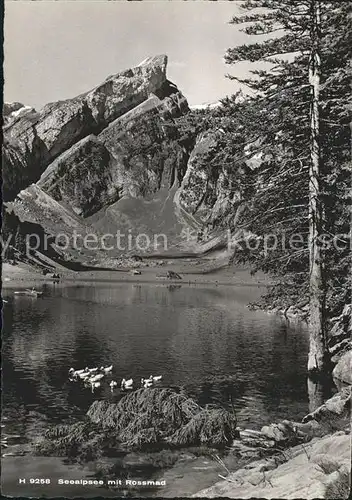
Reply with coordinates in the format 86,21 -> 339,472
193,386 -> 351,499
3,277 -> 268,288
2,262 -> 272,289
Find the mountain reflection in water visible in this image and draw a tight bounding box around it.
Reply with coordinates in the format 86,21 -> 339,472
2,282 -> 310,434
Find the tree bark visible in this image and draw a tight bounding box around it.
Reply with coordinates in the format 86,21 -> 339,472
307,0 -> 328,373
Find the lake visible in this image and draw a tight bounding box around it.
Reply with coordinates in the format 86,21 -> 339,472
2,281 -> 311,496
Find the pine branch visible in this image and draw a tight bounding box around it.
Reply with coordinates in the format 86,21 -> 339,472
225,35 -> 309,64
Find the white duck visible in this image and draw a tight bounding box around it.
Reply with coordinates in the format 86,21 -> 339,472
100,365 -> 113,374
148,375 -> 162,382
89,373 -> 105,383
121,378 -> 133,390
77,371 -> 92,380
87,367 -> 99,374
141,378 -> 153,388
69,368 -> 84,376
109,380 -> 118,392
69,368 -> 89,380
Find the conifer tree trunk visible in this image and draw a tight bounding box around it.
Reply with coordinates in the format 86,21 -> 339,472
307,0 -> 327,373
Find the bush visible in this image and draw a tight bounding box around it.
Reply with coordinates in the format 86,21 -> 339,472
36,388 -> 237,459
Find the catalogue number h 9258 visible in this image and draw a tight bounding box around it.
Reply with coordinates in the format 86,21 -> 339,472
18,478 -> 51,484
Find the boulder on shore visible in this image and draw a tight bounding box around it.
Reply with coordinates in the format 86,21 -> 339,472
302,386 -> 351,424
333,351 -> 352,385
194,432 -> 351,499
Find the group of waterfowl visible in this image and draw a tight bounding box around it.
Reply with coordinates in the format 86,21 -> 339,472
121,375 -> 163,390
68,365 -> 162,393
68,365 -> 113,392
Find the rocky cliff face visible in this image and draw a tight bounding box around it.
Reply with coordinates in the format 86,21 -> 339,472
177,132 -> 245,230
3,55 -> 185,200
3,55 -> 242,266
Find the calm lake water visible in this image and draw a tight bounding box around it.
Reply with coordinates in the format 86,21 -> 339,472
2,281 -> 311,496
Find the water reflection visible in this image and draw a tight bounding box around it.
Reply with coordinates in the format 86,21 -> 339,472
3,283 -> 310,432
307,375 -> 335,414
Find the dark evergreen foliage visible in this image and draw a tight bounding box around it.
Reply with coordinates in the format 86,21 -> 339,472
197,1 -> 351,329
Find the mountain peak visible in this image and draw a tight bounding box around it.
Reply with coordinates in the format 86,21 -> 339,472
137,54 -> 168,70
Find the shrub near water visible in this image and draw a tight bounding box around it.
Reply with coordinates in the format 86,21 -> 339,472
36,388 -> 237,459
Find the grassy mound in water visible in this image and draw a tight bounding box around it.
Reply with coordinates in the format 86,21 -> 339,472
36,421 -> 110,461
35,388 -> 237,459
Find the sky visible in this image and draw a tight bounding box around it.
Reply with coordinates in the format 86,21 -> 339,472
4,1 -> 260,109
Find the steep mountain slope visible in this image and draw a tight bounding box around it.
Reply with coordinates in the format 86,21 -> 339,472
3,55 -> 246,267
3,55 -> 179,200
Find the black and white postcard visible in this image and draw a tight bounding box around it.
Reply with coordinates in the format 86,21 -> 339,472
2,0 -> 351,498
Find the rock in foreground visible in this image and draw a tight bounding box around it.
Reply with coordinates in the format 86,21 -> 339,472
195,387 -> 351,499
194,432 -> 350,499
333,351 -> 352,386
